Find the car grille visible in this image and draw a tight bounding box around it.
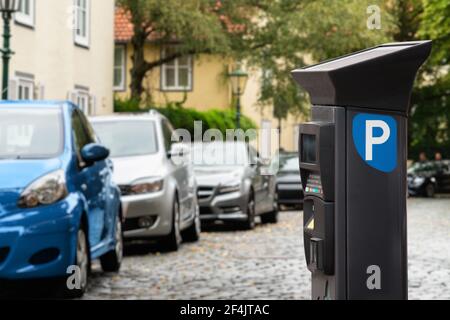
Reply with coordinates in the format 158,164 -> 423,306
119,185 -> 132,196
197,187 -> 215,200
0,247 -> 10,264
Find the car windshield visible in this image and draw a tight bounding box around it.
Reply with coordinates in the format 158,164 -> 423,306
0,107 -> 63,159
280,156 -> 300,173
92,120 -> 158,158
192,142 -> 250,167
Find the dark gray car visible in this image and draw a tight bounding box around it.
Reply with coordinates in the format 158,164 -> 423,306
276,153 -> 304,210
193,142 -> 278,229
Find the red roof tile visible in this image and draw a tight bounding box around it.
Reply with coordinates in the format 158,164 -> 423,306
115,7 -> 133,42
115,4 -> 245,43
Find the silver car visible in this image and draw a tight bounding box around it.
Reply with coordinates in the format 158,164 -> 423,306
90,112 -> 200,251
193,141 -> 278,229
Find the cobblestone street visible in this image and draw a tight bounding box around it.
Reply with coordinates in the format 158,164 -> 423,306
82,198 -> 450,300
408,198 -> 450,299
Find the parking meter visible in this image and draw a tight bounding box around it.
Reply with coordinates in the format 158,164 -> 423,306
292,41 -> 432,300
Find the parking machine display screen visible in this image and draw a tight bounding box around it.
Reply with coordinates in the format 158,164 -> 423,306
302,134 -> 317,163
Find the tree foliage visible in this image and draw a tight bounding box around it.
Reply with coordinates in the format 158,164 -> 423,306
239,0 -> 396,119
402,0 -> 450,159
419,0 -> 450,65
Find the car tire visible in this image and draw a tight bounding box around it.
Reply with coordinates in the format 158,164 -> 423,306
182,204 -> 201,243
261,208 -> 279,224
100,213 -> 123,272
64,223 -> 90,299
160,196 -> 182,252
425,183 -> 435,198
261,194 -> 279,224
240,193 -> 256,230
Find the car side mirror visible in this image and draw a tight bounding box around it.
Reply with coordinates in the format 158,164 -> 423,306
81,143 -> 110,165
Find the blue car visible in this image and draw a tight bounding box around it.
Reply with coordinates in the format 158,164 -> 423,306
0,101 -> 123,298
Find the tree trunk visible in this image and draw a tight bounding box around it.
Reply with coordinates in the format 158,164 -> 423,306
130,28 -> 149,102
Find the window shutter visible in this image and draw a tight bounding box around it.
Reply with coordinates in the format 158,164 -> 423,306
7,79 -> 18,100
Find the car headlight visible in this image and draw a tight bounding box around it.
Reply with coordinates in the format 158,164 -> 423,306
219,183 -> 241,194
130,177 -> 164,195
413,176 -> 425,186
18,170 -> 68,208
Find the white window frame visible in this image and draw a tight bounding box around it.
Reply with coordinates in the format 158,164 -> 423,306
74,0 -> 90,48
17,76 -> 35,101
114,45 -> 126,91
161,47 -> 193,91
15,0 -> 35,27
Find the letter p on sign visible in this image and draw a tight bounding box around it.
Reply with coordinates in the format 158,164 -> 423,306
365,120 -> 390,161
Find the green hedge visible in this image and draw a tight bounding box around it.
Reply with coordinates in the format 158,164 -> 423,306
114,99 -> 257,137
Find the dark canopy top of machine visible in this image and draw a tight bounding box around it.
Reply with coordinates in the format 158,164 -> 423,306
291,41 -> 432,114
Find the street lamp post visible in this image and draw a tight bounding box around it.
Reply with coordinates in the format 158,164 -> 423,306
228,67 -> 248,129
0,0 -> 20,100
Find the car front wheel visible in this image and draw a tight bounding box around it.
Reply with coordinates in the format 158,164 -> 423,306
64,224 -> 90,299
160,197 -> 182,252
425,183 -> 435,198
100,213 -> 123,272
182,204 -> 201,242
240,193 -> 256,230
261,193 -> 279,224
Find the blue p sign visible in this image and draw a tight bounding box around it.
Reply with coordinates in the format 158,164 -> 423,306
352,113 -> 397,173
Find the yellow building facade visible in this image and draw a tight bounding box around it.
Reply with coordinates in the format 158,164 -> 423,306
114,43 -> 232,111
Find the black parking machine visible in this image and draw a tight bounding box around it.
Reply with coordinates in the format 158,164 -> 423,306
292,41 -> 432,300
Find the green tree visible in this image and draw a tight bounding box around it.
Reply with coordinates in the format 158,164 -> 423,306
419,0 -> 450,65
403,0 -> 450,158
390,0 -> 423,42
237,0 -> 396,120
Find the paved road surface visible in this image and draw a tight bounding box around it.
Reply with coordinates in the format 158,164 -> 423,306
81,198 -> 450,300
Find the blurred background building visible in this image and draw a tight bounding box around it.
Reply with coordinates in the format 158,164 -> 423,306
0,0 -> 115,115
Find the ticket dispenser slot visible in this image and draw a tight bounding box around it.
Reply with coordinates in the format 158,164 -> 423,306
304,198 -> 334,275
